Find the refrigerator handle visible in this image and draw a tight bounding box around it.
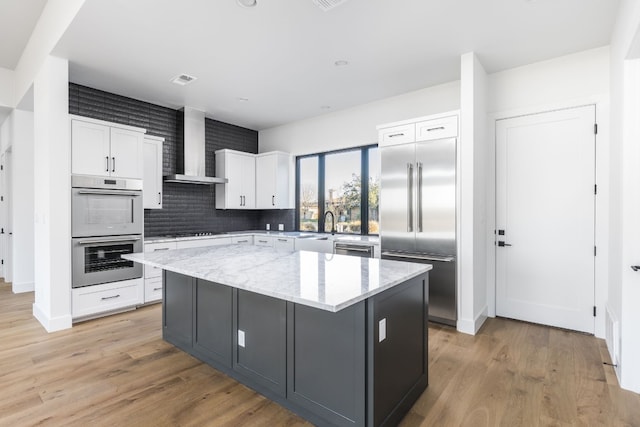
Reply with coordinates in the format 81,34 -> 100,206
407,163 -> 413,232
417,162 -> 423,232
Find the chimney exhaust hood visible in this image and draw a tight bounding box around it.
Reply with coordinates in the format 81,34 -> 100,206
164,107 -> 228,185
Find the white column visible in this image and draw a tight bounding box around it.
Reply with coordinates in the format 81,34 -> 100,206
32,56 -> 71,332
458,52 -> 489,335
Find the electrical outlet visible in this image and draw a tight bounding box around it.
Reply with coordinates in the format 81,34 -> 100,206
379,318 -> 386,342
278,224 -> 284,231
266,224 -> 270,231
238,330 -> 245,347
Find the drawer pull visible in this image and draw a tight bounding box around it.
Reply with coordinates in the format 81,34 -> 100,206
153,287 -> 162,291
388,133 -> 404,138
258,240 -> 268,243
237,240 -> 248,243
277,239 -> 288,242
154,248 -> 170,252
426,126 -> 445,132
101,294 -> 121,301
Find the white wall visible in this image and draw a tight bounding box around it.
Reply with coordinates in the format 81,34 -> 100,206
485,46 -> 610,340
458,52 -> 489,335
13,0 -> 86,107
32,56 -> 72,332
0,67 -> 14,108
259,81 -> 460,155
610,0 -> 640,393
10,110 -> 35,293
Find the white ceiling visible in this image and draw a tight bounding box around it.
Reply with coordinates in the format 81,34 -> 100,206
0,0 -> 47,69
12,0 -> 624,130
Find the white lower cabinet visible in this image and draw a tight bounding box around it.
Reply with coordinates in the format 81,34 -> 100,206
254,236 -> 274,247
232,235 -> 254,245
274,237 -> 294,251
72,278 -> 143,319
143,241 -> 178,304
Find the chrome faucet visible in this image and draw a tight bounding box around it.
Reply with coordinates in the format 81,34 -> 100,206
324,211 -> 336,235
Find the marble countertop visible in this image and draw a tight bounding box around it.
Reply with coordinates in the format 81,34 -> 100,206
144,231 -> 380,246
123,245 -> 429,312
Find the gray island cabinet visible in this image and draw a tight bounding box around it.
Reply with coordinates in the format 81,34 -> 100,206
123,245 -> 431,427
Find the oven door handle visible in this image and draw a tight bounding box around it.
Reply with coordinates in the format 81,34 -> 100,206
77,189 -> 141,196
76,236 -> 142,245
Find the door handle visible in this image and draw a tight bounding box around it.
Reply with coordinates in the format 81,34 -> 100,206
497,241 -> 512,247
407,163 -> 413,232
112,157 -> 115,173
631,265 -> 640,272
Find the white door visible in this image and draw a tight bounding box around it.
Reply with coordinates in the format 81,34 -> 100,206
256,154 -> 276,209
496,105 -> 596,333
110,127 -> 143,179
241,154 -> 256,209
143,138 -> 163,209
71,120 -> 111,177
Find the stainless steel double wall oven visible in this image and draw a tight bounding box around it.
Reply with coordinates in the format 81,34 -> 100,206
71,175 -> 143,288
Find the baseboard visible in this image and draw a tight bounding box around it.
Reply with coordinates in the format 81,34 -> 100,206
457,305 -> 488,335
32,303 -> 72,332
13,281 -> 35,293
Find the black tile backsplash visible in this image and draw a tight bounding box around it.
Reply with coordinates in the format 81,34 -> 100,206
69,83 -> 294,236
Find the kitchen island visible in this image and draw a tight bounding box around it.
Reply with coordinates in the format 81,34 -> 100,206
123,245 -> 431,427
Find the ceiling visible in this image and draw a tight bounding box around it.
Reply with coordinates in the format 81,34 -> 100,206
7,0 -> 622,131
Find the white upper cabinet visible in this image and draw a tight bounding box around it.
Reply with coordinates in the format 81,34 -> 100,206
143,135 -> 164,209
215,149 -> 256,209
256,152 -> 292,209
71,116 -> 145,179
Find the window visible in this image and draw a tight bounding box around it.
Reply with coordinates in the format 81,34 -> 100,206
296,145 -> 379,235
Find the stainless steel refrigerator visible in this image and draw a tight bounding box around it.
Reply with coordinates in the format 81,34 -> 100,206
380,136 -> 457,326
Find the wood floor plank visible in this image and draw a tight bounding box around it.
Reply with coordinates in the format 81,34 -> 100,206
1,281 -> 639,426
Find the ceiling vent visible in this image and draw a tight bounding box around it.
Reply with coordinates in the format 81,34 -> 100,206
311,0 -> 349,12
171,74 -> 197,86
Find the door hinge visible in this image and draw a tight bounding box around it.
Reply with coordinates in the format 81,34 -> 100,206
594,123 -> 598,135
594,246 -> 597,256
1,259 -> 3,265
594,184 -> 597,195
593,306 -> 597,317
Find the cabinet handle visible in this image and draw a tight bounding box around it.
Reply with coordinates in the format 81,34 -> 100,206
277,238 -> 288,242
153,287 -> 162,291
237,239 -> 248,243
158,192 -> 162,205
426,126 -> 445,132
272,195 -> 275,206
112,157 -> 116,172
153,247 -> 170,252
389,132 -> 404,138
105,156 -> 110,172
258,240 -> 268,243
101,294 -> 120,301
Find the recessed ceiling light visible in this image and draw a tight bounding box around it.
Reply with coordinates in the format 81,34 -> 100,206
236,97 -> 249,102
171,74 -> 197,86
320,105 -> 331,110
237,0 -> 257,7
334,60 -> 349,67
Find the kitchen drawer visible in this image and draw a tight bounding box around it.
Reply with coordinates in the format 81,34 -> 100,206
232,235 -> 254,245
415,115 -> 458,141
176,237 -> 232,249
379,123 -> 415,146
144,241 -> 177,279
72,278 -> 143,319
254,236 -> 274,247
274,237 -> 294,252
144,277 -> 163,303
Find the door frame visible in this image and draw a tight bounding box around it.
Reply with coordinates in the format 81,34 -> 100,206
486,97 -> 609,339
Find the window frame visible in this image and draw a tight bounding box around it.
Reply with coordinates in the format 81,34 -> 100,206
295,144 -> 378,236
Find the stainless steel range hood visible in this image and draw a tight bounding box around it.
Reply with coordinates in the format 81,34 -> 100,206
164,107 -> 228,185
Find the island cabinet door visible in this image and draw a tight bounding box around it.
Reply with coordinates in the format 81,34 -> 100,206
163,271 -> 194,349
193,279 -> 233,368
233,290 -> 287,397
286,302 -> 366,427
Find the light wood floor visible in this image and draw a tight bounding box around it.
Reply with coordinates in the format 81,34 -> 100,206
1,281 -> 638,427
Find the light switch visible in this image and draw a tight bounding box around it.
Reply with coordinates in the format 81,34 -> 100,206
238,329 -> 245,347
278,224 -> 284,231
379,318 -> 386,342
